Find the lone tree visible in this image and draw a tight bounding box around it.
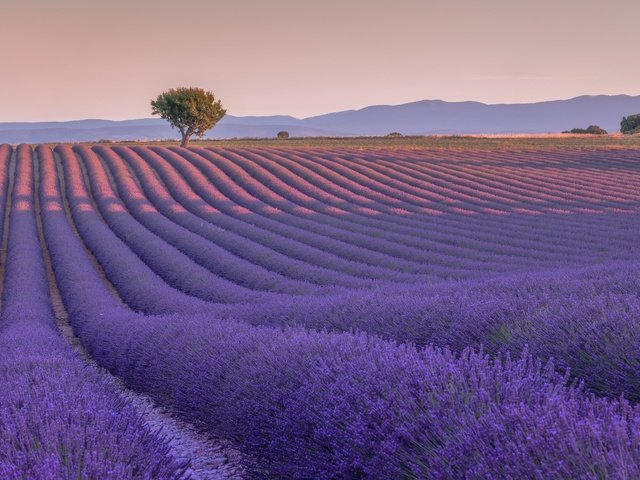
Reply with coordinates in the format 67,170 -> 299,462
276,131 -> 290,139
621,114 -> 640,135
151,87 -> 226,147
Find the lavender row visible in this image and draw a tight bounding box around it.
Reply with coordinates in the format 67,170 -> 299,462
0,144 -> 186,479
159,147 -> 477,278
129,147 -> 428,283
385,149 -> 640,254
148,144 -> 432,275
387,148 -> 640,218
73,145 -> 274,304
300,147 -> 607,231
246,146 -> 605,263
174,146 -> 474,273
436,149 -> 640,201
39,240 -> 640,478
368,148 -> 638,231
235,147 -> 636,262
54,145 -> 208,314
0,145 -> 9,236
36,169 -> 640,479
314,148 -> 585,209
194,147 -> 497,272
161,144 -> 640,277
354,147 -> 639,204
98,145 -> 379,289
57,144 -> 640,400
94,145 -> 326,293
145,143 -> 440,278
62,144 -> 640,401
38,143 -> 640,477
212,257 -> 640,400
257,146 -> 639,257
368,148 -> 640,223
200,147 -> 605,269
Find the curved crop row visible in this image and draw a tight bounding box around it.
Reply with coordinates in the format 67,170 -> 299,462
0,144 -> 185,479
225,147 -> 536,259
102,145 -> 384,289
37,171 -> 640,479
203,147 -> 617,268
275,147 -> 635,259
195,147 -> 491,272
74,145 -> 268,304
249,147 -> 627,272
165,147 -> 473,278
93,145 -> 323,294
212,257 -> 640,400
132,146 -> 434,282
320,147 -> 639,239
16,142 -> 640,478
55,145 -> 207,314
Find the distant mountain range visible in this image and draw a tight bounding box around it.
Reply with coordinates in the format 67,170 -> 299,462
2,95 -> 640,143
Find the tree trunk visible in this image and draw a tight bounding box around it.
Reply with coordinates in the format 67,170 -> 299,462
181,127 -> 195,147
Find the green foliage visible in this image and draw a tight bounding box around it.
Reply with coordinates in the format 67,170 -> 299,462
562,125 -> 608,135
621,114 -> 640,135
386,132 -> 404,138
277,131 -> 290,139
151,87 -> 226,146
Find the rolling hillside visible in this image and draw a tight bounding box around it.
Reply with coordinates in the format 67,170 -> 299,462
2,94 -> 640,142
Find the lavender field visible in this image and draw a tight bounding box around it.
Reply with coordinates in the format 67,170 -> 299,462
2,143 -> 640,478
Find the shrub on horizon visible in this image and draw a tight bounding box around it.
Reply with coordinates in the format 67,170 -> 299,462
277,131 -> 290,139
562,125 -> 608,135
621,114 -> 640,134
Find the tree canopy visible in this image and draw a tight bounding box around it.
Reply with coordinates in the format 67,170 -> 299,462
621,114 -> 640,135
151,87 -> 226,146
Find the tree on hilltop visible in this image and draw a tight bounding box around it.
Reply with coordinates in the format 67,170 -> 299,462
151,87 -> 226,147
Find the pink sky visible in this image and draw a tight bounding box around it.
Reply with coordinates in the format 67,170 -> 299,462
1,0 -> 639,121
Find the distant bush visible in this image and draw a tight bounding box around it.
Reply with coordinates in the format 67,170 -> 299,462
97,138 -> 114,144
277,131 -> 290,139
386,132 -> 403,138
621,114 -> 640,134
441,134 -> 471,139
562,125 -> 608,135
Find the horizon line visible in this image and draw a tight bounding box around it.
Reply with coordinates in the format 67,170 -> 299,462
2,92 -> 639,124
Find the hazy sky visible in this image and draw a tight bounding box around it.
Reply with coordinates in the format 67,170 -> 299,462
1,0 -> 639,121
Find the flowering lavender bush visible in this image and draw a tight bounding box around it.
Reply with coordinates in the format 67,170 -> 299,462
4,141 -> 640,478
120,145 -> 398,287
73,145 -> 264,304
0,145 -> 186,479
